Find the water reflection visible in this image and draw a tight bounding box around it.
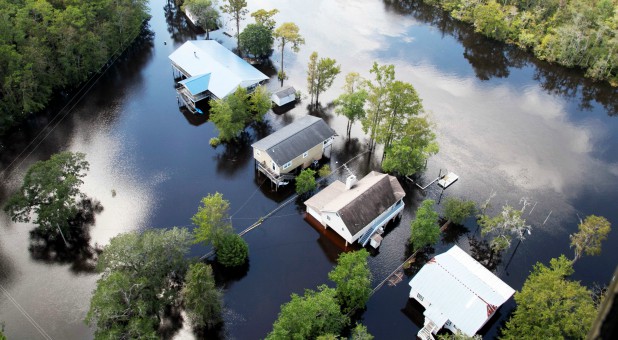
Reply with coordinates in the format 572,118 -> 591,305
164,1 -> 199,43
383,0 -> 618,116
28,198 -> 103,274
213,132 -> 257,178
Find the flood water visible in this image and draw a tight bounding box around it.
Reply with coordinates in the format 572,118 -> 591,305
1,0 -> 617,339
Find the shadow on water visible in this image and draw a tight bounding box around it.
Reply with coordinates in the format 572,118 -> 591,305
440,220 -> 469,245
402,245 -> 435,277
209,259 -> 250,289
468,236 -> 503,272
159,305 -> 192,340
0,244 -> 15,286
382,0 -> 618,116
164,1 -> 199,43
28,198 -> 103,274
213,132 -> 256,178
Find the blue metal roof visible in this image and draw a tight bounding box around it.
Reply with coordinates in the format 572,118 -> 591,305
179,73 -> 211,96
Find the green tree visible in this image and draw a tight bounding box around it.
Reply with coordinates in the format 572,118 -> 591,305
239,23 -> 274,59
570,215 -> 611,263
296,168 -> 317,195
4,151 -> 90,238
307,52 -> 341,107
381,116 -> 439,176
95,228 -> 192,296
316,334 -> 339,340
501,255 -> 597,339
266,285 -> 349,340
328,249 -> 372,313
443,197 -> 477,225
0,0 -> 149,136
209,86 -> 250,141
251,8 -> 279,30
334,72 -> 367,138
410,199 -> 440,252
318,164 -> 332,178
192,192 -> 233,248
274,22 -> 305,85
479,204 -> 531,253
183,0 -> 220,39
307,52 -> 319,105
362,62 -> 395,152
85,271 -> 158,339
87,227 -> 192,338
182,263 -> 222,329
216,233 -> 249,267
378,80 -> 423,152
350,323 -> 374,340
249,85 -> 272,121
220,0 -> 248,53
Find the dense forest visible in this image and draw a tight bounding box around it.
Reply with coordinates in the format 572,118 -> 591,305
417,0 -> 618,86
0,0 -> 150,136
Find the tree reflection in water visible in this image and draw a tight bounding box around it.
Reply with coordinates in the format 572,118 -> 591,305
28,198 -> 103,274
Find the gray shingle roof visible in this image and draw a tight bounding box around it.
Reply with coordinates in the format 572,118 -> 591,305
251,116 -> 336,166
306,172 -> 406,237
338,174 -> 403,236
273,86 -> 296,99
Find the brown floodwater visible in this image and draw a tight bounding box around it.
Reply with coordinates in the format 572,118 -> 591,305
1,0 -> 617,339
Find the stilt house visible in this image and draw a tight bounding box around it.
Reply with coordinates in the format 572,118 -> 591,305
409,245 -> 515,339
169,40 -> 268,112
251,116 -> 336,188
304,171 -> 405,248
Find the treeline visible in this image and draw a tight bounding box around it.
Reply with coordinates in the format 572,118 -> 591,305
0,0 -> 150,135
418,0 -> 618,86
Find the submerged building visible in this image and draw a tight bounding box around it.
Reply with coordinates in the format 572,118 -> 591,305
251,115 -> 336,188
169,40 -> 268,112
304,171 -> 405,248
409,245 -> 515,339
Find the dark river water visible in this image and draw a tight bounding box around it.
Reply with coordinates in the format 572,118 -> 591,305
1,0 -> 617,339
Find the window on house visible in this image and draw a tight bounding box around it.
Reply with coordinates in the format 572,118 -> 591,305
282,161 -> 292,170
256,150 -> 261,156
303,151 -> 309,158
326,215 -> 330,220
417,293 -> 424,301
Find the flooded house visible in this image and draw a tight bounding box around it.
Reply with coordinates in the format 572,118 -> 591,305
168,40 -> 268,113
271,86 -> 297,106
409,245 -> 515,340
304,171 -> 406,248
251,115 -> 336,189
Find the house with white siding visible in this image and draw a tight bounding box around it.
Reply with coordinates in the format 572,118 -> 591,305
304,171 -> 405,248
409,245 -> 515,339
251,115 -> 336,188
169,40 -> 268,112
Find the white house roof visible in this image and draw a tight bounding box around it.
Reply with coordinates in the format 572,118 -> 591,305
409,245 -> 515,336
169,40 -> 268,99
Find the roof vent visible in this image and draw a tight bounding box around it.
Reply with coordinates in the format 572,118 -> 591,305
345,175 -> 357,190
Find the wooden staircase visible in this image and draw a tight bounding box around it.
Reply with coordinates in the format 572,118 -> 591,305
417,320 -> 439,340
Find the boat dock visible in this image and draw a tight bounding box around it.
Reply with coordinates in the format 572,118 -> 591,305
437,172 -> 459,189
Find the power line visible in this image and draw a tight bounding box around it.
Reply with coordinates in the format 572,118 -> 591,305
0,284 -> 53,340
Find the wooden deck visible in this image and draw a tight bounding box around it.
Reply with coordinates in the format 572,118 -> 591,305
437,172 -> 459,189
256,162 -> 296,190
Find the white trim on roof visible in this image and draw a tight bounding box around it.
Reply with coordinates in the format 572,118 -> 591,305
169,40 -> 268,99
409,245 -> 515,337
